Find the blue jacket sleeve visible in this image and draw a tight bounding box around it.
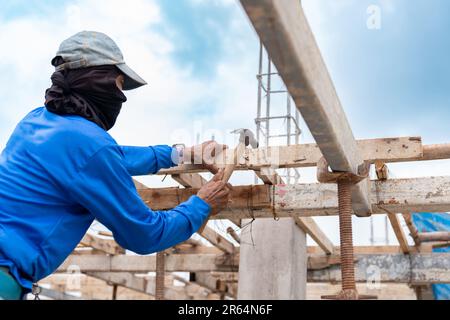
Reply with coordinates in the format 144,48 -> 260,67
69,145 -> 210,255
119,145 -> 178,176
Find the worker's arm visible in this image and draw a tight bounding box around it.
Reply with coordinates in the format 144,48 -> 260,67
119,145 -> 177,176
69,145 -> 210,254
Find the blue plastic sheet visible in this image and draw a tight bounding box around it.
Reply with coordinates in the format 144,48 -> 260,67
412,213 -> 450,300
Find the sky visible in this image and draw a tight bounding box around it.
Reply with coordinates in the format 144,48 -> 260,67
0,0 -> 449,246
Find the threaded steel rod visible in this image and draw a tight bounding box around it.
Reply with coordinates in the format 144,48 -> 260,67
337,180 -> 356,291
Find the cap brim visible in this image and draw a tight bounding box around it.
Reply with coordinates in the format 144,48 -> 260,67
116,63 -> 147,90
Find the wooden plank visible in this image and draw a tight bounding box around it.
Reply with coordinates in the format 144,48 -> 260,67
307,253 -> 450,284
293,217 -> 335,255
159,137 -> 423,174
422,143 -> 450,160
375,161 -> 388,180
272,176 -> 450,218
139,177 -> 450,218
418,232 -> 450,242
402,213 -> 421,246
39,287 -> 83,300
139,185 -> 270,211
172,173 -> 206,189
377,208 -> 410,254
200,227 -> 235,254
254,168 -> 283,185
80,233 -> 125,255
57,254 -> 238,273
86,272 -> 215,300
307,245 -> 420,255
242,0 -> 374,215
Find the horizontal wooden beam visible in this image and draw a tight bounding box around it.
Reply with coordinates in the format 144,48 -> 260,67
308,253 -> 450,284
57,254 -> 238,273
57,251 -> 449,284
159,137 -> 423,175
418,232 -> 450,242
86,272 -> 217,300
139,176 -> 450,218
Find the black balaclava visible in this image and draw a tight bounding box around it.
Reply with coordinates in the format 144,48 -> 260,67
45,61 -> 127,131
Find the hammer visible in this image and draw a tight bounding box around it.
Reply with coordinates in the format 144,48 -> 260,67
197,129 -> 259,234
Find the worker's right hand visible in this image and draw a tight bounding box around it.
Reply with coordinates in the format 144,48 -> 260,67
197,169 -> 230,216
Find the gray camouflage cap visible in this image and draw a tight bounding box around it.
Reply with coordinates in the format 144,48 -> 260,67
52,31 -> 147,90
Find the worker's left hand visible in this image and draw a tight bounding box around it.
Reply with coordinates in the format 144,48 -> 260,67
185,141 -> 228,173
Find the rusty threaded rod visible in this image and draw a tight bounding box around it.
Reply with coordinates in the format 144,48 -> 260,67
337,179 -> 356,292
155,251 -> 165,300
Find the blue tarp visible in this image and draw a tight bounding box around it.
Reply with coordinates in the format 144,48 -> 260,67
412,213 -> 450,300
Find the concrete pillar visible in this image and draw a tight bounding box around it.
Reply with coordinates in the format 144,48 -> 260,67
237,218 -> 307,300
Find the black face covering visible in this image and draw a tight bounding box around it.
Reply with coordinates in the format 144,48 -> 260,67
45,65 -> 127,131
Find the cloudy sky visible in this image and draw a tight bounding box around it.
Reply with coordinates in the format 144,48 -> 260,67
1,0 -> 449,245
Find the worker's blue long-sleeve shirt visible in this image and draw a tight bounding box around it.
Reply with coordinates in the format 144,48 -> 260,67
0,107 -> 210,291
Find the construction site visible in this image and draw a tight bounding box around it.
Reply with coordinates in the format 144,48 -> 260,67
1,0 -> 449,301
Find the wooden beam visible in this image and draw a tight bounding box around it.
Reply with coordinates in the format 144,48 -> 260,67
226,227 -> 240,244
139,184 -> 270,212
254,168 -> 283,185
171,173 -> 206,189
308,253 -> 450,284
243,0 -> 374,215
422,143 -> 450,160
57,254 -> 238,273
86,272 -> 215,300
402,213 -> 421,246
253,168 -> 334,256
375,161 -> 388,180
307,245 -> 421,255
139,176 -> 450,218
418,232 -> 450,242
273,176 -> 450,217
80,233 -> 125,255
159,137 -> 423,175
293,217 -> 335,255
200,227 -> 235,254
378,208 -> 410,254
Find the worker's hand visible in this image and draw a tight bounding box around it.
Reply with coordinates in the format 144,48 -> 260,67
185,141 -> 228,173
197,169 -> 230,216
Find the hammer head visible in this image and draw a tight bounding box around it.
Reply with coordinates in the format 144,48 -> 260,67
231,128 -> 259,148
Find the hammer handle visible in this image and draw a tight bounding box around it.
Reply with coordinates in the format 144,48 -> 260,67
197,144 -> 243,234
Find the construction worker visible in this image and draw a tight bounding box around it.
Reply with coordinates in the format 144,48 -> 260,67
0,31 -> 230,300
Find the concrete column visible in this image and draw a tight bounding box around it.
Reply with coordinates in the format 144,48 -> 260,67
237,218 -> 307,300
